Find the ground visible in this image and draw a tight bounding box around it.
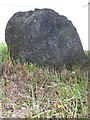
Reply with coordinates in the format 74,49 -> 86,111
0,43 -> 89,118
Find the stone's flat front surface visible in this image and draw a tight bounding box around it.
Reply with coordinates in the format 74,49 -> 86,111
5,8 -> 86,68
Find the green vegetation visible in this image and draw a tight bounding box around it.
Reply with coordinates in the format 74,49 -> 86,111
0,43 -> 89,118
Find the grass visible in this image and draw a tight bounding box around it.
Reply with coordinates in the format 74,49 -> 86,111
0,43 -> 89,118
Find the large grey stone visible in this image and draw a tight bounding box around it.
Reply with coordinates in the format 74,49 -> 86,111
5,8 -> 86,68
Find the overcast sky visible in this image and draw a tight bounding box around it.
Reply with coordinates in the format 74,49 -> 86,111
0,0 -> 88,50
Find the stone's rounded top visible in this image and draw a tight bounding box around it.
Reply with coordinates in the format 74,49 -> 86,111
5,8 -> 86,69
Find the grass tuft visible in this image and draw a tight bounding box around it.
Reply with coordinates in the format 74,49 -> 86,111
0,42 -> 88,118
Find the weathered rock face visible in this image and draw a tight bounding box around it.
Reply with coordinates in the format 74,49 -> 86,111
5,8 -> 86,68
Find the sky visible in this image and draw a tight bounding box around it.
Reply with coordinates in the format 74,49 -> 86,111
0,0 -> 88,50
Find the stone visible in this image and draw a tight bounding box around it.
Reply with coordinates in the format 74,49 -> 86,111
5,8 -> 86,69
